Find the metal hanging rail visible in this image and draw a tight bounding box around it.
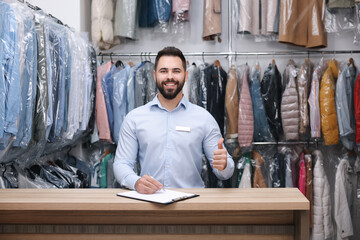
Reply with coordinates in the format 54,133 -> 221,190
98,50 -> 360,58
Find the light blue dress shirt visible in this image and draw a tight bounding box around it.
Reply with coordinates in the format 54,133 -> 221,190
113,94 -> 234,190
0,2 -> 20,149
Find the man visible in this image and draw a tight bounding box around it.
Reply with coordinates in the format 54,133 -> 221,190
113,46 -> 234,194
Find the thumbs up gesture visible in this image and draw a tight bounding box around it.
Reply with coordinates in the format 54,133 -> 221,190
213,138 -> 227,171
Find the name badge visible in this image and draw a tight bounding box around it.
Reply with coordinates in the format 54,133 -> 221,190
176,126 -> 191,132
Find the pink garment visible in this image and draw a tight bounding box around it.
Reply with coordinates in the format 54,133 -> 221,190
298,153 -> 306,195
96,62 -> 112,142
237,66 -> 254,147
172,0 -> 191,21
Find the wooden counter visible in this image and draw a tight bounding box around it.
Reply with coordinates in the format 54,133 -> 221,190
0,188 -> 309,240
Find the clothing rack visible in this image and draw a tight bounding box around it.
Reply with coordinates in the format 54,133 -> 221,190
98,50 -> 360,58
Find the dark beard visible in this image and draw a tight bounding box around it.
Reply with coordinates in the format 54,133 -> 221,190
156,80 -> 184,100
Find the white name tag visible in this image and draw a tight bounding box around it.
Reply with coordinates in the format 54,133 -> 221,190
176,126 -> 191,132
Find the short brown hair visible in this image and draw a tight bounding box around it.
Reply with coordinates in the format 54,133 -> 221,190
155,46 -> 186,71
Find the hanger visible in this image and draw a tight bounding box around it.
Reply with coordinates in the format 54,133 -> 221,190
214,59 -> 221,70
348,57 -> 354,67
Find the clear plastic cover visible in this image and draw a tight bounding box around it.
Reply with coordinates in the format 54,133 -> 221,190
308,58 -> 328,139
355,67 -> 360,150
114,0 -> 139,40
249,64 -> 274,142
260,61 -> 283,142
171,0 -> 191,42
203,0 -> 222,42
0,1 -> 21,150
336,61 -> 357,150
297,59 -> 313,137
281,60 -> 300,141
237,65 -> 254,147
91,0 -> 119,50
279,0 -> 327,48
354,3 -> 360,44
319,59 -> 339,145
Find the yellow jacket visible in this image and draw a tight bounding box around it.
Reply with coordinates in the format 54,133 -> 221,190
319,60 -> 339,145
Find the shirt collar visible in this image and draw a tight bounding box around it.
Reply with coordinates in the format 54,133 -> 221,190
150,94 -> 188,111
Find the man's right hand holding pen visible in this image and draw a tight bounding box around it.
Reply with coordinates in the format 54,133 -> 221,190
135,175 -> 164,194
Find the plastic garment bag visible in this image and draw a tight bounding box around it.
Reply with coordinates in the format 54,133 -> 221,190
334,158 -> 354,239
319,59 -> 339,145
203,0 -> 222,41
297,59 -> 313,137
225,66 -> 239,141
249,64 -> 273,142
279,0 -> 327,48
0,1 -> 21,149
312,150 -> 334,240
260,61 -> 283,142
308,59 -> 328,139
355,73 -> 360,150
171,0 -> 191,42
281,60 -> 299,141
114,0 -> 139,39
237,65 -> 254,147
336,62 -> 358,150
252,150 -> 267,188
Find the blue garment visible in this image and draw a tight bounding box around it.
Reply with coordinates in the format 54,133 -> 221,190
102,65 -> 121,139
113,64 -> 130,143
63,33 -> 72,132
336,64 -> 358,150
113,94 -> 234,190
0,2 -> 21,149
249,68 -> 273,142
13,11 -> 38,148
139,0 -> 172,27
127,63 -> 143,112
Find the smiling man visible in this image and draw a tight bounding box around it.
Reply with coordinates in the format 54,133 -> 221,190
113,46 -> 234,194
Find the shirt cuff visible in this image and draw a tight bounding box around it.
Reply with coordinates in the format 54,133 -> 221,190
123,174 -> 141,190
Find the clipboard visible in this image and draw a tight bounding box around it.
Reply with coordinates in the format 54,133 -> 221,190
117,189 -> 199,205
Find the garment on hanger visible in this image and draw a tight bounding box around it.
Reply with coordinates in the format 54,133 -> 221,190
225,65 -> 239,140
113,64 -> 131,144
203,0 -> 222,41
320,59 -> 339,145
279,0 -> 327,48
308,60 -> 328,139
31,17 -> 48,143
114,0 -> 138,39
237,65 -> 254,147
298,152 -> 306,195
281,60 -> 300,141
261,61 -> 283,141
261,0 -> 280,35
0,1 -> 21,150
336,62 -> 358,150
312,150 -> 334,240
304,153 -> 313,227
238,0 -> 260,35
250,64 -> 273,142
334,158 -> 354,239
252,150 -> 267,188
327,0 -> 355,9
139,0 -> 172,28
355,72 -> 360,150
204,61 -> 227,136
297,58 -> 313,136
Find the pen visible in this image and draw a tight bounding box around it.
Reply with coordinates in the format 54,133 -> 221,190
148,174 -> 166,192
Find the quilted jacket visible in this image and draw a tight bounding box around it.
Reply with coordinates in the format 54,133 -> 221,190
237,65 -> 254,147
312,150 -> 334,240
319,60 -> 339,145
281,61 -> 299,140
